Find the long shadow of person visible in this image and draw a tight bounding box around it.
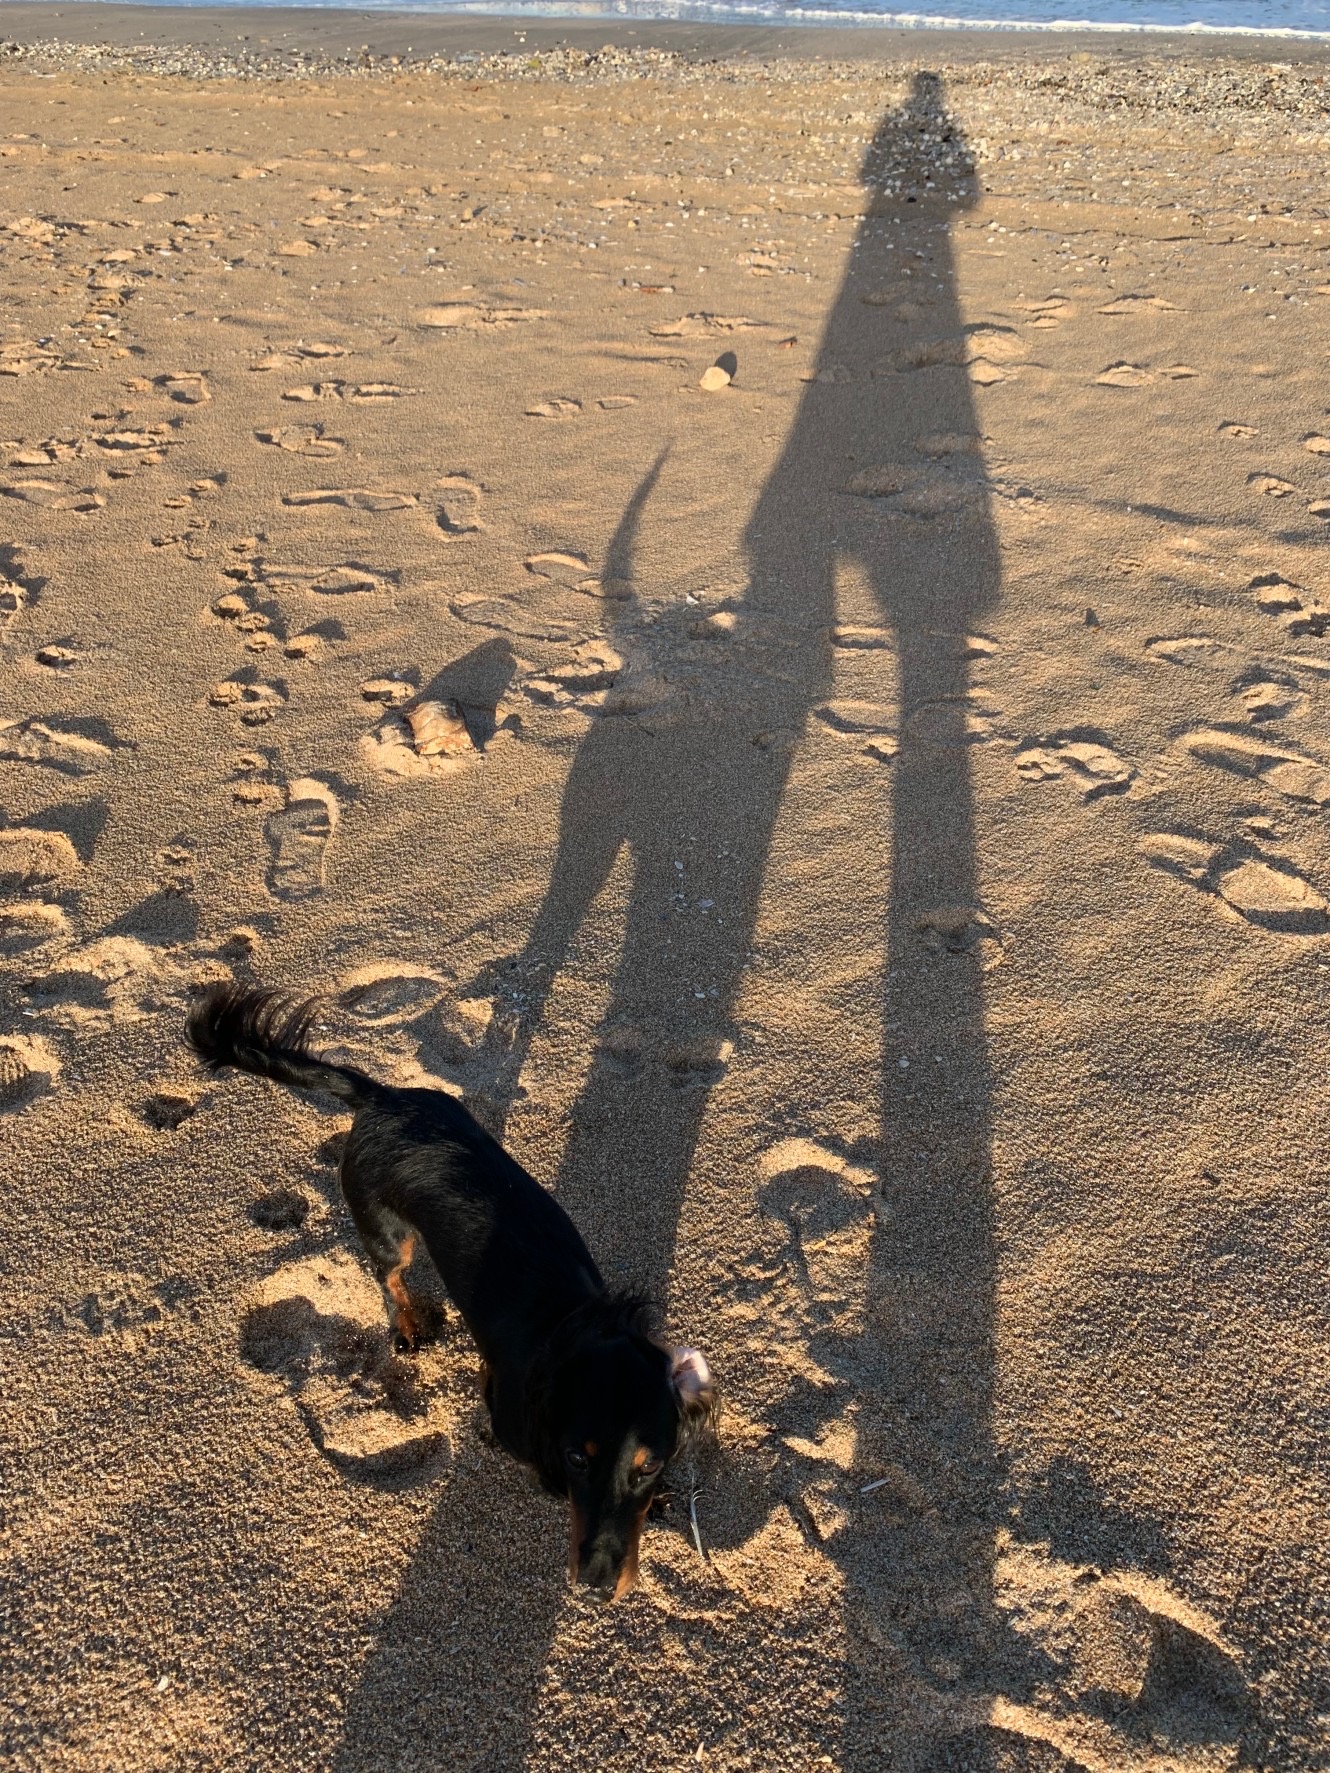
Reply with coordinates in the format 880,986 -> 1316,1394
334,71 -> 1004,1769
745,75 -> 1006,1766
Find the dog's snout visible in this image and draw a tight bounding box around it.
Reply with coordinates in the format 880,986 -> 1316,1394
571,1529 -> 643,1603
575,1548 -> 622,1599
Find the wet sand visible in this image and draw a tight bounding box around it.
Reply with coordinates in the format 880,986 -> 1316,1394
1,20 -> 1328,1772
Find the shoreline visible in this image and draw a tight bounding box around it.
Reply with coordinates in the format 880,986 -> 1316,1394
5,0 -> 1330,68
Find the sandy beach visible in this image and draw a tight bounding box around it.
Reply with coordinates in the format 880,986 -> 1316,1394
1,11 -> 1328,1768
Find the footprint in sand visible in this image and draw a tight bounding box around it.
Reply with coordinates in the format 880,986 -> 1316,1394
993,1542 -> 1248,1759
254,425 -> 344,457
649,313 -> 767,341
1016,733 -> 1134,799
450,594 -> 577,645
915,905 -> 1008,969
91,424 -> 178,461
1302,433 -> 1330,456
1095,362 -> 1196,387
282,488 -> 417,512
1145,634 -> 1235,668
284,625 -> 334,661
1097,292 -> 1180,315
1,479 -> 104,513
0,902 -> 69,955
24,936 -> 179,1028
249,1188 -> 312,1232
0,1033 -> 60,1112
523,641 -> 623,712
891,324 -> 1025,377
756,1138 -> 876,1321
266,778 -> 339,901
665,1033 -> 735,1091
337,964 -> 451,1027
1248,473 -> 1300,499
0,716 -> 122,775
156,373 -> 209,405
56,1270 -> 200,1347
1247,573 -> 1329,636
1178,727 -> 1330,805
1232,669 -> 1308,723
813,700 -> 898,764
251,342 -> 348,372
413,995 -> 498,1090
845,463 -> 978,517
0,340 -> 62,377
266,561 -> 391,599
597,1024 -> 646,1081
281,382 -> 419,403
0,567 -> 38,630
905,691 -> 1004,747
523,551 -> 601,593
1218,421 -> 1258,439
239,1252 -> 452,1481
831,625 -> 895,651
228,751 -> 281,816
416,301 -> 547,331
14,441 -> 86,469
137,1087 -> 200,1132
360,678 -> 414,708
212,595 -> 277,652
0,827 -> 80,894
1014,295 -> 1072,327
525,398 -> 582,419
814,700 -> 896,739
436,476 -> 483,536
208,680 -> 286,726
1140,832 -> 1329,935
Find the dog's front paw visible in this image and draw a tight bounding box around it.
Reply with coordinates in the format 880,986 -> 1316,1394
470,1402 -> 500,1448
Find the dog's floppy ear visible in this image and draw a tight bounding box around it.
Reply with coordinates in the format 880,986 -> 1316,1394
669,1346 -> 716,1424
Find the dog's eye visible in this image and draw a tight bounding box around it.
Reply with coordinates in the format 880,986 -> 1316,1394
565,1448 -> 589,1473
637,1457 -> 664,1481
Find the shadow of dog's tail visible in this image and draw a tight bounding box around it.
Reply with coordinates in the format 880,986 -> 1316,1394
186,981 -> 380,1107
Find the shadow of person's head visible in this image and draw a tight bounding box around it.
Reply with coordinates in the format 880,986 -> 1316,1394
861,69 -> 979,211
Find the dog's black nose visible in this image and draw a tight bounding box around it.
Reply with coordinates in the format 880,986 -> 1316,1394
575,1553 -> 621,1600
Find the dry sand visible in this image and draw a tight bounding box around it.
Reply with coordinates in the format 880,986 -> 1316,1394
1,18 -> 1329,1771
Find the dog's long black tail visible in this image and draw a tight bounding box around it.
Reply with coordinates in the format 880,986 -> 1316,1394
186,982 -> 381,1107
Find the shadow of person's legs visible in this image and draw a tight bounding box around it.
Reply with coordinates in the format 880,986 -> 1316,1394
332,1448 -> 566,1773
839,635 -> 1000,1769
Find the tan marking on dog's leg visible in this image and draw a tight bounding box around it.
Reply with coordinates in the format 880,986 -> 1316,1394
384,1231 -> 421,1349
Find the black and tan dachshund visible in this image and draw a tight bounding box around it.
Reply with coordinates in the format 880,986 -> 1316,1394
186,982 -> 715,1600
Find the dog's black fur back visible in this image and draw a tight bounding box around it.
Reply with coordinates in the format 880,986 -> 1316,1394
186,982 -> 607,1372
186,979 -> 714,1598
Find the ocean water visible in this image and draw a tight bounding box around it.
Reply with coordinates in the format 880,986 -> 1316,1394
77,0 -> 1330,35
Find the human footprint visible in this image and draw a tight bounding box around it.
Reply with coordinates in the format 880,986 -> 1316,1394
266,778 -> 339,901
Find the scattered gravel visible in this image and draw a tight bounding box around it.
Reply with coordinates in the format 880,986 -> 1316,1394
2,30 -> 1330,132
